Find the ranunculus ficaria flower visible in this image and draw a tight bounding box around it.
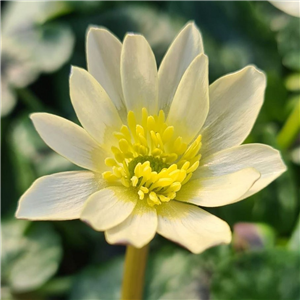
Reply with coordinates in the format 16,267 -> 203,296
16,22 -> 286,254
269,1 -> 300,18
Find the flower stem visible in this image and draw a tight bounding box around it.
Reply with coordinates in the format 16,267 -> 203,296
121,244 -> 149,300
277,98 -> 300,150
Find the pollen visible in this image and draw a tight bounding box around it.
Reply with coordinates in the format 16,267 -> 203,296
102,108 -> 202,206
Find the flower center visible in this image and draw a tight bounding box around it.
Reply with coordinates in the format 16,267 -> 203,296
102,108 -> 202,207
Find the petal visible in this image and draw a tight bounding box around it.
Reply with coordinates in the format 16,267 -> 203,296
176,168 -> 260,207
105,200 -> 157,248
194,144 -> 287,199
121,34 -> 158,119
166,54 -> 209,144
156,201 -> 231,254
16,171 -> 103,220
31,113 -> 108,172
269,1 -> 300,18
86,27 -> 127,121
200,66 -> 266,157
158,22 -> 204,113
69,66 -> 123,147
80,186 -> 137,231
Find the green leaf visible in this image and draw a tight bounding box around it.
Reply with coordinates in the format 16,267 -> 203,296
145,245 -> 232,300
1,219 -> 30,279
290,146 -> 300,165
70,244 -> 232,300
285,73 -> 300,92
32,23 -> 75,73
70,258 -> 123,300
2,1 -> 71,33
211,249 -> 300,300
8,223 -> 62,292
277,18 -> 300,71
289,214 -> 300,251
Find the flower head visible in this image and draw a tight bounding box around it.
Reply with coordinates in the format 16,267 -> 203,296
16,22 -> 286,254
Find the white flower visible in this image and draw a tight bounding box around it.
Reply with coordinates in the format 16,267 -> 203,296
16,22 -> 286,254
269,1 -> 300,18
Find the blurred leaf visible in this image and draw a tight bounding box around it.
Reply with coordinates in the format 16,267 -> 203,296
277,18 -> 300,71
2,1 -> 71,32
146,245 -> 231,300
211,249 -> 300,300
283,52 -> 300,71
32,23 -> 74,73
1,287 -> 14,300
289,214 -> 300,251
36,276 -> 74,297
70,258 -> 123,300
8,115 -> 43,196
70,245 -> 232,300
145,247 -> 203,300
285,73 -> 300,92
252,164 -> 298,234
1,1 -> 74,117
277,97 -> 300,149
9,223 -> 62,293
1,78 -> 17,117
167,1 -> 281,80
1,37 -> 39,89
1,219 -> 30,278
290,145 -> 300,165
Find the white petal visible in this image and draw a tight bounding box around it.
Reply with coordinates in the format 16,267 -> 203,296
16,171 -> 103,220
31,113 -> 108,172
269,1 -> 300,18
200,66 -> 266,157
166,54 -> 209,144
121,34 -> 158,119
86,27 -> 127,121
157,201 -> 231,254
80,186 -> 137,231
69,67 -> 123,148
194,144 -> 287,199
176,168 -> 260,207
105,200 -> 157,248
158,22 -> 204,113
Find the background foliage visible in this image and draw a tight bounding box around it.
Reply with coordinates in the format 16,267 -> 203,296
1,1 -> 300,300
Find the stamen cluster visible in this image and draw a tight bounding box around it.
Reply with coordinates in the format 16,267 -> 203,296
102,108 -> 202,206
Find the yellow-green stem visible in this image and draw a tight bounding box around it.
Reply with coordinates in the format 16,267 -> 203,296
277,98 -> 300,149
121,244 -> 149,300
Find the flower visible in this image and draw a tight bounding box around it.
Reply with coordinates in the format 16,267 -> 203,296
269,1 -> 300,18
16,22 -> 286,254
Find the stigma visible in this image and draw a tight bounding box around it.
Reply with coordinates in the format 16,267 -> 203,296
102,108 -> 202,206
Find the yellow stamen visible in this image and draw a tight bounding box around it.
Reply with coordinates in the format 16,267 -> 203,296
102,108 -> 202,207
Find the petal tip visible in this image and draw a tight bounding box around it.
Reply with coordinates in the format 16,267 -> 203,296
245,65 -> 267,83
124,33 -> 143,41
29,112 -> 40,121
86,26 -> 114,38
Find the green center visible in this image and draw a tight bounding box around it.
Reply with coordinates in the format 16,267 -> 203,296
128,156 -> 169,178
